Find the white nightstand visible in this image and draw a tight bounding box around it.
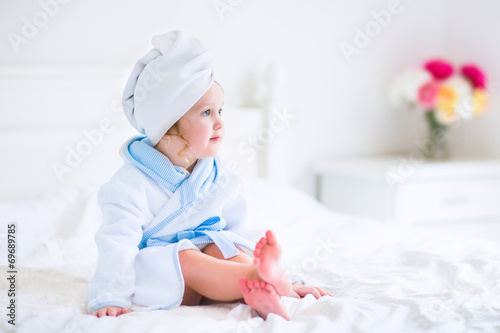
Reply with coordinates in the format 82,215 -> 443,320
314,156 -> 500,241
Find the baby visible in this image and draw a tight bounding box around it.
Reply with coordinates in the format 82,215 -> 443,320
87,30 -> 329,320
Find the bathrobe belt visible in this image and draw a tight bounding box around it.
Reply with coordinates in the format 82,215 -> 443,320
144,216 -> 240,259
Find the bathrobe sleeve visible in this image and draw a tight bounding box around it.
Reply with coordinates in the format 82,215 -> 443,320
86,164 -> 155,313
221,176 -> 252,238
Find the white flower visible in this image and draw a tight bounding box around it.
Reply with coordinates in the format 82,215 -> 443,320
388,68 -> 433,110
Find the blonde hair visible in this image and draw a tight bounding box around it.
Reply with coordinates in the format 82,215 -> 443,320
161,122 -> 192,171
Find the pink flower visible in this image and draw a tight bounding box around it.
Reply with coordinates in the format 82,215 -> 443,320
461,64 -> 487,89
424,59 -> 454,80
417,80 -> 439,109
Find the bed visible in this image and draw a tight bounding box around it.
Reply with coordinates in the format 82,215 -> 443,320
1,68 -> 500,333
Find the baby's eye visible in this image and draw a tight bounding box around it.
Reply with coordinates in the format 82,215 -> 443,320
202,110 -> 210,116
218,109 -> 223,116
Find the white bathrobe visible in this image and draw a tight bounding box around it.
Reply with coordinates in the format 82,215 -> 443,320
86,136 -> 255,313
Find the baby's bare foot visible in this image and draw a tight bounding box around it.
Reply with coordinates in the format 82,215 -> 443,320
253,230 -> 292,296
238,278 -> 289,320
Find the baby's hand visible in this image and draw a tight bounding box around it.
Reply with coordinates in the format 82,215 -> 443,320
91,306 -> 132,318
290,284 -> 332,299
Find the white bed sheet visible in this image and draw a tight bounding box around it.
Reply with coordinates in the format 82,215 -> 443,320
1,178 -> 500,333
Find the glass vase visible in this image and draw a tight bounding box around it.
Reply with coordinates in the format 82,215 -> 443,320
423,111 -> 450,160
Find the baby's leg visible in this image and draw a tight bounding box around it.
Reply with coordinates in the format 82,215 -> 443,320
179,249 -> 290,320
198,243 -> 253,305
203,243 -> 253,264
196,232 -> 292,297
179,232 -> 291,319
179,249 -> 260,301
253,230 -> 292,296
182,285 -> 203,306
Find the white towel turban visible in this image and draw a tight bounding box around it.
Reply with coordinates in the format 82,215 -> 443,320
122,30 -> 215,146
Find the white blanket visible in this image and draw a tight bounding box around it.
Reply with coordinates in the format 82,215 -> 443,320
1,178 -> 500,333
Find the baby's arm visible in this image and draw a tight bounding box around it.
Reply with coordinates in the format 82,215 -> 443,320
92,306 -> 131,318
87,167 -> 148,315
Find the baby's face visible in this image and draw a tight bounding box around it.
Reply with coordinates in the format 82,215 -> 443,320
177,82 -> 225,159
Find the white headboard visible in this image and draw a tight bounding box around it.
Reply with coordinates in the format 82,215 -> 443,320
0,66 -> 291,200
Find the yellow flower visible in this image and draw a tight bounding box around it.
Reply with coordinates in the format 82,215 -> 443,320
435,86 -> 458,125
473,89 -> 488,115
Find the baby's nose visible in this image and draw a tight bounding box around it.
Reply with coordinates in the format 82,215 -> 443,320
214,119 -> 223,129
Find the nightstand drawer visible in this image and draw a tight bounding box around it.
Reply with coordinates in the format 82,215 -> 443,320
395,178 -> 500,223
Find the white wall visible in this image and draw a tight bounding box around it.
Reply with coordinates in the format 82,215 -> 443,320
1,0 -> 499,196
443,1 -> 500,158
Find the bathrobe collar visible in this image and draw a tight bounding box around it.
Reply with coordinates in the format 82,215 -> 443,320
122,136 -> 219,206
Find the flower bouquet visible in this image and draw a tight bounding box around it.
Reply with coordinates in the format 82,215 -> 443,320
389,59 -> 488,158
